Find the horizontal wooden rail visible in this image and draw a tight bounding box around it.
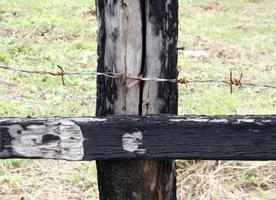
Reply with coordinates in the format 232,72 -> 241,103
0,115 -> 275,160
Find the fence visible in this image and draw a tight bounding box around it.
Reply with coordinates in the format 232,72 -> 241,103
1,65 -> 276,93
0,0 -> 276,199
1,115 -> 276,161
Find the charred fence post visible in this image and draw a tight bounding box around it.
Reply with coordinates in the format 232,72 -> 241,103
96,0 -> 178,199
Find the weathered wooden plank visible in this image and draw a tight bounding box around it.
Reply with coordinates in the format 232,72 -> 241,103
0,115 -> 276,160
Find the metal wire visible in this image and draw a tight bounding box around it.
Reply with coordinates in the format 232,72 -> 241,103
0,65 -> 276,92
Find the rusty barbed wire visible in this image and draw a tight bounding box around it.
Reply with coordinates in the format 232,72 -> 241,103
0,65 -> 276,93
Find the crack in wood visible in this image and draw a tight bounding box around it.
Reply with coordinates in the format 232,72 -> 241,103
95,0 -> 178,199
139,0 -> 147,116
120,0 -> 129,112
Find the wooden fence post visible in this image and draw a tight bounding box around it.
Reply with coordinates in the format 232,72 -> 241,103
96,0 -> 178,199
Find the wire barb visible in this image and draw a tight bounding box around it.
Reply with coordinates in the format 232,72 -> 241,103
176,78 -> 189,87
177,46 -> 185,51
56,65 -> 65,86
229,69 -> 243,94
0,65 -> 275,91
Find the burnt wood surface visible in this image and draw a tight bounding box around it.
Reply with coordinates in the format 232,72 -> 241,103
96,0 -> 178,199
0,115 -> 275,160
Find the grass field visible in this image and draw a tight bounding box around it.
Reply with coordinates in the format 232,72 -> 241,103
0,0 -> 275,199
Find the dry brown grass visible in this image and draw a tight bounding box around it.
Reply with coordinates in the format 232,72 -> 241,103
176,161 -> 276,200
1,160 -> 276,200
0,160 -> 98,200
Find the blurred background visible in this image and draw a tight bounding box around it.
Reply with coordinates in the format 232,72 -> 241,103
0,0 -> 275,199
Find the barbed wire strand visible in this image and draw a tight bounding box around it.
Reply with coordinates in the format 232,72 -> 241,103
0,65 -> 276,93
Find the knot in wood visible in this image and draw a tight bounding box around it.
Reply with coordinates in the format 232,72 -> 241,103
122,131 -> 146,154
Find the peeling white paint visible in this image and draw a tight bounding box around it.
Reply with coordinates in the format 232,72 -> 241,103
130,118 -> 140,122
74,118 -> 107,122
122,131 -> 146,154
237,119 -> 255,123
209,119 -> 228,123
169,119 -> 185,122
169,118 -> 209,123
255,122 -> 264,126
7,120 -> 84,160
186,118 -> 209,122
262,120 -> 272,123
0,119 -> 5,123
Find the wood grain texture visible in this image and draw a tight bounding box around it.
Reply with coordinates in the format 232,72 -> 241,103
142,0 -> 178,115
1,115 -> 275,160
139,1 -> 179,199
96,0 -> 146,199
96,0 -> 179,199
96,0 -> 142,116
0,118 -> 85,160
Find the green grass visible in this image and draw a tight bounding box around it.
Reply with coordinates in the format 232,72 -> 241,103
0,0 -> 275,199
178,0 -> 276,115
0,0 -> 275,117
0,0 -> 98,116
67,162 -> 98,197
